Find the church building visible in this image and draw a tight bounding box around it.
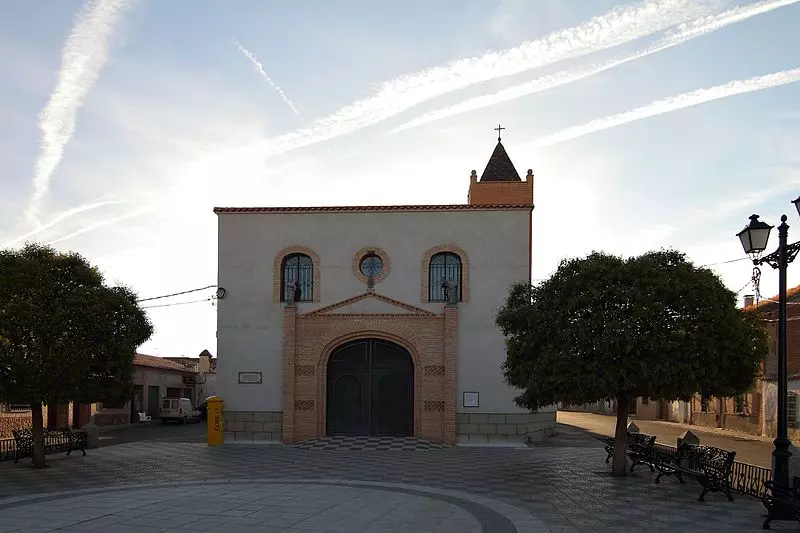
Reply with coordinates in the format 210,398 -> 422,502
214,136 -> 556,445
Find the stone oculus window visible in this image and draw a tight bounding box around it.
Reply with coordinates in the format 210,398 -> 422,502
281,253 -> 314,302
352,247 -> 390,285
359,253 -> 384,278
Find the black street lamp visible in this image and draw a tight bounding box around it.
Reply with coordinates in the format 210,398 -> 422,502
737,197 -> 800,524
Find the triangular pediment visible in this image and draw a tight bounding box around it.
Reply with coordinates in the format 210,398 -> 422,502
302,292 -> 437,316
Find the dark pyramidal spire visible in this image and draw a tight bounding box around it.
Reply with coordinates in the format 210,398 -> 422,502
479,140 -> 522,182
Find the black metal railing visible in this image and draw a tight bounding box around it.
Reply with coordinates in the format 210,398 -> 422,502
730,459 -> 771,498
653,440 -> 770,499
0,438 -> 16,462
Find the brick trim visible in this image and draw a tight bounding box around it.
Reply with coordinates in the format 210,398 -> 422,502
420,244 -> 470,303
282,311 -> 457,445
302,292 -> 437,317
352,246 -> 391,285
272,245 -> 321,303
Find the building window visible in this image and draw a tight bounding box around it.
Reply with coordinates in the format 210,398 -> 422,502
641,397 -> 649,405
359,253 -> 384,279
428,252 -> 462,302
734,395 -> 745,414
700,393 -> 710,413
281,253 -> 313,302
789,392 -> 798,429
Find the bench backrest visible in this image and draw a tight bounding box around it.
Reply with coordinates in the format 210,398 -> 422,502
627,433 -> 656,450
679,443 -> 736,476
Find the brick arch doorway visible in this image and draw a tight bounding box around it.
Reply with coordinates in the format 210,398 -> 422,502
326,338 -> 414,436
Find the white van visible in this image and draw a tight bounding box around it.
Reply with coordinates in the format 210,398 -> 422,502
158,398 -> 201,424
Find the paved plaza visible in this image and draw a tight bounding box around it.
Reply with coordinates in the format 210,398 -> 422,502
0,427 -> 790,532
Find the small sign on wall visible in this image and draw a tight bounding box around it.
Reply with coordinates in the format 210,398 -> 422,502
463,391 -> 479,408
238,372 -> 262,384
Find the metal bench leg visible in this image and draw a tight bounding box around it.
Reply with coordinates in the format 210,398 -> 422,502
698,487 -> 709,502
762,515 -> 772,529
724,486 -> 734,502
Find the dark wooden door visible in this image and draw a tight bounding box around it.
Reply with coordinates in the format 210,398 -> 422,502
326,339 -> 413,436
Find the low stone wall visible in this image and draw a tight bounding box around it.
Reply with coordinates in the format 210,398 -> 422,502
455,411 -> 555,445
723,413 -> 760,435
692,412 -> 719,428
223,411 -> 283,442
92,412 -> 130,426
0,413 -> 32,439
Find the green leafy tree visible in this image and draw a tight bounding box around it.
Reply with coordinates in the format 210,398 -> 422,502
0,243 -> 153,467
496,250 -> 767,475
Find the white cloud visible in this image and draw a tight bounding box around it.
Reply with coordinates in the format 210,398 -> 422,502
252,0 -> 718,159
1,199 -> 122,248
527,68 -> 800,148
391,0 -> 799,133
26,0 -> 134,225
234,39 -> 300,117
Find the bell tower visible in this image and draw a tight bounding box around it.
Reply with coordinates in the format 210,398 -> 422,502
467,125 -> 534,206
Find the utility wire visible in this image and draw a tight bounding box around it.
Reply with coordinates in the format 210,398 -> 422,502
699,257 -> 749,268
141,297 -> 214,310
137,285 -> 217,303
734,280 -> 752,296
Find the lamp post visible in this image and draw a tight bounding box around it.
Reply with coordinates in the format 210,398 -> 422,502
737,197 -> 800,507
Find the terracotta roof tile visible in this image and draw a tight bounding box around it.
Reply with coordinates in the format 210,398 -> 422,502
134,354 -> 194,373
213,204 -> 532,214
479,141 -> 522,182
742,284 -> 800,312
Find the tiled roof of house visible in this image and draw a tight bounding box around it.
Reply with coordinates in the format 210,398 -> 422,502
134,354 -> 194,373
479,141 -> 522,182
213,204 -> 532,214
742,284 -> 800,312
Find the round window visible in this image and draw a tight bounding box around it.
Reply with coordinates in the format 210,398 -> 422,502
359,253 -> 384,278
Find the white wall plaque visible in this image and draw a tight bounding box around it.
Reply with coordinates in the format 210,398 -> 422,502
463,391 -> 479,408
238,372 -> 262,384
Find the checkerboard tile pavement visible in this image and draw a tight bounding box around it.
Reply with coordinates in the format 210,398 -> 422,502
0,435 -> 785,532
291,436 -> 449,451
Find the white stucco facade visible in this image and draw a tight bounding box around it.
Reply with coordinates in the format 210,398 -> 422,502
217,208 -> 536,411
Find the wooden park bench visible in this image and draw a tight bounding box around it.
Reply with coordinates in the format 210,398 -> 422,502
12,427 -> 88,463
654,443 -> 736,501
603,432 -> 657,472
761,476 -> 800,529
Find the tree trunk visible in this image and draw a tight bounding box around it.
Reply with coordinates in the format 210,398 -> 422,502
30,403 -> 46,468
612,394 -> 629,476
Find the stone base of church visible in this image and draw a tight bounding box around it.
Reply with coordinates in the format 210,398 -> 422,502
455,411 -> 555,446
223,411 -> 283,442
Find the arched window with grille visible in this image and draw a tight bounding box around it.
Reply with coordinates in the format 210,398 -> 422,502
281,253 -> 314,302
428,252 -> 462,302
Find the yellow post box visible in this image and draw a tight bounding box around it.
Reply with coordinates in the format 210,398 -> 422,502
207,396 -> 224,446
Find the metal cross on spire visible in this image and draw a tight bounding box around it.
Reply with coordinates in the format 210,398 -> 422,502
494,124 -> 505,142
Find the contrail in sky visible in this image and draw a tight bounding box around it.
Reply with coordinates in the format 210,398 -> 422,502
391,0 -> 800,133
26,0 -> 134,225
235,39 -> 300,116
254,0 -> 718,158
527,68 -> 800,148
45,205 -> 157,245
1,200 -> 122,248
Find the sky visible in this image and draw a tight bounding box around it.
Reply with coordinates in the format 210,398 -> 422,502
1,0 -> 799,358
